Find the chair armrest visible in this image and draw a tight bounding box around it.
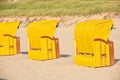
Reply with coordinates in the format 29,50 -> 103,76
0,45 -> 3,47
94,38 -> 109,44
41,36 -> 55,40
3,34 -> 17,39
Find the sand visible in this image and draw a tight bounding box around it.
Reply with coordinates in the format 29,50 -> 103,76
0,14 -> 120,80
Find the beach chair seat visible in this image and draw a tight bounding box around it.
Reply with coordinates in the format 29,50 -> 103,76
27,20 -> 60,60
0,21 -> 20,56
74,20 -> 114,67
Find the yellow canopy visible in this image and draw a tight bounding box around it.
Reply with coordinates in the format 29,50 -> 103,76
74,20 -> 113,53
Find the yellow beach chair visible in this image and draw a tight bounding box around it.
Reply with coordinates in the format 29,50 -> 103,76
27,20 -> 60,60
74,20 -> 114,67
0,21 -> 20,56
0,23 -> 4,55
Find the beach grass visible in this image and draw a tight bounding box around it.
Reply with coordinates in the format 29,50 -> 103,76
0,0 -> 120,16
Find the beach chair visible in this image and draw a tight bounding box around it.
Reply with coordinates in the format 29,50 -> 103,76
0,21 -> 20,56
74,20 -> 114,67
27,20 -> 60,60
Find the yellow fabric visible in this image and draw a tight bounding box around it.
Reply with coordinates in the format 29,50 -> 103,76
0,23 -> 4,55
74,20 -> 113,67
0,21 -> 20,56
27,20 -> 58,60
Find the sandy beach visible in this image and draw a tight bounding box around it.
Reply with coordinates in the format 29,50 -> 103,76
0,14 -> 120,80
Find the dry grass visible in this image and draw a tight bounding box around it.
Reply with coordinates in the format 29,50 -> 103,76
0,0 -> 120,16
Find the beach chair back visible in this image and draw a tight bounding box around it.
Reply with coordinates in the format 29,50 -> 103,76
74,20 -> 114,67
27,20 -> 60,60
0,21 -> 20,56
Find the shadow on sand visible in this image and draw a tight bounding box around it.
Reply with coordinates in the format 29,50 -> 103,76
114,59 -> 120,64
0,78 -> 7,80
21,52 -> 28,54
60,54 -> 72,58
